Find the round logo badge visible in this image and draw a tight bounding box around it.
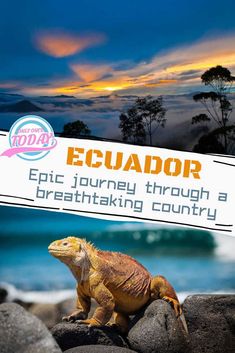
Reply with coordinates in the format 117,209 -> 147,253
7,115 -> 57,160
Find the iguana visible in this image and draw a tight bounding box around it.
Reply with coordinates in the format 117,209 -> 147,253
48,236 -> 187,333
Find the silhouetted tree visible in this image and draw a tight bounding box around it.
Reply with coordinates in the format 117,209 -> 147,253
192,65 -> 235,153
60,120 -> 91,138
119,95 -> 166,145
193,132 -> 225,154
192,113 -> 212,125
119,107 -> 146,144
135,95 -> 166,145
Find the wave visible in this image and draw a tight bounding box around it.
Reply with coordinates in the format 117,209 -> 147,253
0,282 -> 75,304
98,223 -> 235,258
88,224 -> 218,256
1,207 -> 234,257
213,232 -> 235,260
1,282 -> 234,305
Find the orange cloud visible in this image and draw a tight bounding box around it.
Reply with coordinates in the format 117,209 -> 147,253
92,80 -> 131,92
25,33 -> 235,97
52,78 -> 131,96
78,34 -> 235,93
34,31 -> 106,57
71,63 -> 111,82
145,79 -> 178,87
132,35 -> 235,82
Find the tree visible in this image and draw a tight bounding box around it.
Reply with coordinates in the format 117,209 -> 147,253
135,95 -> 166,145
201,65 -> 234,93
60,120 -> 91,138
119,107 -> 146,144
119,95 -> 166,145
193,131 -> 225,154
192,65 -> 235,153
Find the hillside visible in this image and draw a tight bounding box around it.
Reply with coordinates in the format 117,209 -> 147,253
0,100 -> 44,113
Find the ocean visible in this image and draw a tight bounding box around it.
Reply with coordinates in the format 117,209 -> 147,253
0,206 -> 235,303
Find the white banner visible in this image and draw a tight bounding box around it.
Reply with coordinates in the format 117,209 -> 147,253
0,121 -> 234,235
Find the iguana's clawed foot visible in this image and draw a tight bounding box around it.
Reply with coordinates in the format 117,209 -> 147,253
162,296 -> 182,317
107,322 -> 127,334
76,318 -> 102,327
62,310 -> 88,322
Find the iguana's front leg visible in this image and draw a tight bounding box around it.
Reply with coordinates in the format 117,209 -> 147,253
63,284 -> 91,322
78,282 -> 115,327
112,312 -> 129,333
150,275 -> 182,317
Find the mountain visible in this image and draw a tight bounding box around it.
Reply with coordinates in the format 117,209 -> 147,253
0,92 -> 24,103
0,100 -> 44,113
94,94 -> 138,99
0,92 -> 24,98
39,94 -> 76,99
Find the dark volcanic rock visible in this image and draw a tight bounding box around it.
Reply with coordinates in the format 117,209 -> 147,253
128,299 -> 188,353
0,287 -> 8,303
51,322 -> 129,351
64,345 -> 136,353
183,295 -> 235,353
0,302 -> 61,353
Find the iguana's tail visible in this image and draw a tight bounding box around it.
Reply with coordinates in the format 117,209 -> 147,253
178,312 -> 188,334
150,275 -> 188,333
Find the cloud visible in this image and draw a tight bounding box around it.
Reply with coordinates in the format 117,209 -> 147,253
127,34 -> 235,84
0,81 -> 22,90
3,91 -> 235,149
77,34 -> 235,95
71,63 -> 112,82
34,30 -> 106,57
144,79 -> 178,87
23,33 -> 235,97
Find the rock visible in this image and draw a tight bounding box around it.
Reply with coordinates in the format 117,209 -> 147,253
13,299 -> 33,310
57,298 -> 77,320
64,345 -> 136,353
29,303 -> 61,328
51,322 -> 129,351
57,298 -> 98,321
0,287 -> 8,303
0,302 -> 62,353
128,299 -> 188,353
183,294 -> 235,353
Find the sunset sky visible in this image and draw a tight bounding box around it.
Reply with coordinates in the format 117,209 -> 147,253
1,0 -> 235,97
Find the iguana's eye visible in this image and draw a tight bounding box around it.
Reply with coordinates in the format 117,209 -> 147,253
62,241 -> 68,246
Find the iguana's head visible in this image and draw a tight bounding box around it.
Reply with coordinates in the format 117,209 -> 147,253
48,236 -> 90,267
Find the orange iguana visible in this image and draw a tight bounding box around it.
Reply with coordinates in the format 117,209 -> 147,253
48,236 -> 186,333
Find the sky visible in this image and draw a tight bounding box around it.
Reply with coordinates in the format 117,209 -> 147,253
1,0 -> 235,97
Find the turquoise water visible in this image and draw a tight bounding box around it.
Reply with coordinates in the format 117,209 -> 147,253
0,206 -> 235,295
